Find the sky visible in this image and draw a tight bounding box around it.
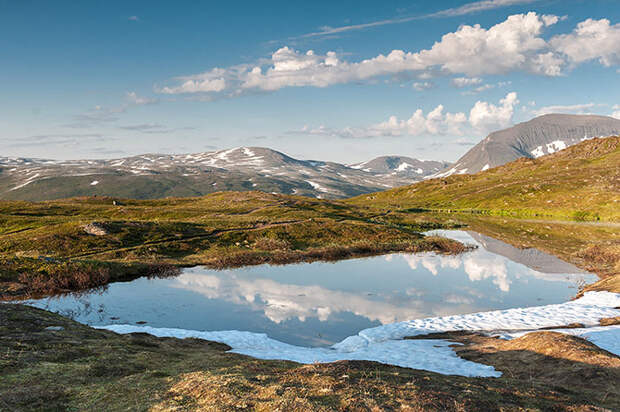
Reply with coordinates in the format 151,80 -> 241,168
1,0 -> 619,163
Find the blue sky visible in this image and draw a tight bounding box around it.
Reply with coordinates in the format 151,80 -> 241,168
1,0 -> 619,163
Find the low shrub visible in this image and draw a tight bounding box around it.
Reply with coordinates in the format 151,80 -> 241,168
18,263 -> 110,295
252,237 -> 292,251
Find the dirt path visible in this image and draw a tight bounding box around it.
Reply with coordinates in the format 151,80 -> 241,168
66,219 -> 310,259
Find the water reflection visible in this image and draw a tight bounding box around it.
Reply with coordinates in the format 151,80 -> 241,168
24,230 -> 597,347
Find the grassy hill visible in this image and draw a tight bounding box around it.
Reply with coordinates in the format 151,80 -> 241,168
349,137 -> 620,222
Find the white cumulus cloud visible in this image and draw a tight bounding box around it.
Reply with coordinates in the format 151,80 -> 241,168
156,13 -> 600,98
550,18 -> 620,67
295,92 -> 518,138
469,92 -> 519,132
413,12 -> 560,76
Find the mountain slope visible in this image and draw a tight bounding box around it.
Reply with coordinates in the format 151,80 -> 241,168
349,136 -> 620,221
349,156 -> 450,179
435,114 -> 620,176
0,147 -> 433,201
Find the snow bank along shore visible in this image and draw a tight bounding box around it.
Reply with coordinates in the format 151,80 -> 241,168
99,291 -> 620,378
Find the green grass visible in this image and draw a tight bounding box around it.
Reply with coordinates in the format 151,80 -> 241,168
348,136 -> 620,222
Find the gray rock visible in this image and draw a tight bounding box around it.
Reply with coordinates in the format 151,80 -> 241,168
44,326 -> 65,331
83,222 -> 109,236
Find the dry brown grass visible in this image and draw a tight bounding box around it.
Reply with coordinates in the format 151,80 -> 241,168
578,243 -> 620,275
17,265 -> 110,295
203,238 -> 467,270
3,304 -> 620,411
599,316 -> 620,326
454,331 -> 620,393
5,261 -> 180,299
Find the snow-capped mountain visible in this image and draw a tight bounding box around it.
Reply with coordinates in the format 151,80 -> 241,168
0,147 -> 436,201
432,114 -> 620,177
349,156 -> 450,179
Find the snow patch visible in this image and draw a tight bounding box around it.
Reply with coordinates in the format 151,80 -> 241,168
99,325 -> 500,377
481,164 -> 490,171
531,146 -> 545,158
396,162 -> 412,172
545,140 -> 566,154
98,291 -> 620,376
432,166 -> 458,179
348,161 -> 368,170
90,180 -> 99,186
305,180 -> 329,193
10,173 -> 40,191
336,292 -> 620,348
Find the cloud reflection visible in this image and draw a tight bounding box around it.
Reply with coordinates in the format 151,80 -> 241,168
170,273 -> 434,324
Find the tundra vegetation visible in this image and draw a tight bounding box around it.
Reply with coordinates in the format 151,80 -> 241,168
0,137 -> 618,410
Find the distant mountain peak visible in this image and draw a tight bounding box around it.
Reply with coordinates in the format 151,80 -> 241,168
432,113 -> 620,177
349,156 -> 450,177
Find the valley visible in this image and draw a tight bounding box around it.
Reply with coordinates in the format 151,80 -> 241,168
5,3 -> 620,409
1,131 -> 619,411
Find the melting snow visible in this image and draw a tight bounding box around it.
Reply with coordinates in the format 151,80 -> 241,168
545,140 -> 566,154
531,145 -> 545,158
532,140 -> 568,158
432,166 -> 458,178
98,291 -> 620,377
306,180 -> 329,193
335,292 -> 620,348
481,164 -> 490,171
10,173 -> 40,191
396,162 -> 412,172
99,325 -> 500,377
348,161 -> 368,170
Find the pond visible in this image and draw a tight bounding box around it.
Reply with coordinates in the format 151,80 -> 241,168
24,230 -> 597,347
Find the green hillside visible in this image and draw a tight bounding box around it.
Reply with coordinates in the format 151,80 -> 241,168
348,137 -> 620,222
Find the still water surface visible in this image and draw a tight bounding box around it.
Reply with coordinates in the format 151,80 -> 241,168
25,230 -> 596,346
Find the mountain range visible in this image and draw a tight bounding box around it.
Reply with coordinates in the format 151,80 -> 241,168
2,113 -> 619,201
0,147 -> 447,201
